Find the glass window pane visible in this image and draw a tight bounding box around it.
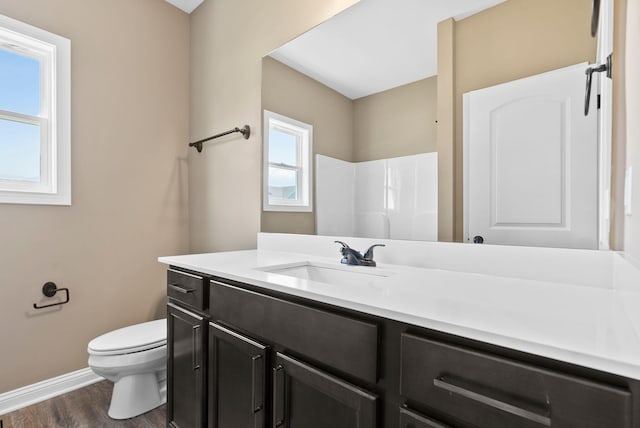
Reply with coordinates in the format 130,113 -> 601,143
0,49 -> 41,116
269,128 -> 298,166
0,118 -> 40,182
268,166 -> 298,201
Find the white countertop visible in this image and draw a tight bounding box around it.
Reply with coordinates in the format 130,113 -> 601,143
159,242 -> 640,381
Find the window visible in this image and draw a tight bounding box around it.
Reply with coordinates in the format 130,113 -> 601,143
263,110 -> 312,212
0,14 -> 71,205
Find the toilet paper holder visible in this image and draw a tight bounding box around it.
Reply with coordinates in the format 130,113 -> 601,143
33,282 -> 70,309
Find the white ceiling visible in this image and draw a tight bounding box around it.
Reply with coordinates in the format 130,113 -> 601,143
165,0 -> 203,13
269,0 -> 506,99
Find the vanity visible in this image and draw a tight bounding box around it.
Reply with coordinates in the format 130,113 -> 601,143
160,233 -> 640,428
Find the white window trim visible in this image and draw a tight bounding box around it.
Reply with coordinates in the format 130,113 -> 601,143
263,110 -> 313,212
0,14 -> 71,205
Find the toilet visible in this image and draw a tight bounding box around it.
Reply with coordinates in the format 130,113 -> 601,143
87,319 -> 167,420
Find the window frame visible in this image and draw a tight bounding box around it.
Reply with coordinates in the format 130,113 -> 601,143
0,13 -> 71,205
263,110 -> 313,212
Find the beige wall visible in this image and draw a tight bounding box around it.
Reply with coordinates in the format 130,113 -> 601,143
261,56 -> 354,235
353,76 -> 438,162
0,0 -> 189,393
625,0 -> 640,261
442,0 -> 597,241
190,0 -> 359,253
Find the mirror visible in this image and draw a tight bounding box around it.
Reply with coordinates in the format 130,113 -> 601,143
261,0 -> 606,249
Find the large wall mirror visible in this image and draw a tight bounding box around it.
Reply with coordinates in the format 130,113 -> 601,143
261,0 -> 614,250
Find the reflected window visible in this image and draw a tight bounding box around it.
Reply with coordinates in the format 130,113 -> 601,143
263,110 -> 312,211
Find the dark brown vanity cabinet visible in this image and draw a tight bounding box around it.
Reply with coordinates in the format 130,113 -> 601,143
167,268 -> 209,428
165,267 -> 637,428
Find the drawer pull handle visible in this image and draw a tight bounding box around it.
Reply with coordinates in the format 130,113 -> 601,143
433,377 -> 551,426
169,283 -> 195,294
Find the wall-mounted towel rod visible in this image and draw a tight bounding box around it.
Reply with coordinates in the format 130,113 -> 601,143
189,125 -> 251,153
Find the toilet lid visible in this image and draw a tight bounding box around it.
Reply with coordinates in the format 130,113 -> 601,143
88,319 -> 166,355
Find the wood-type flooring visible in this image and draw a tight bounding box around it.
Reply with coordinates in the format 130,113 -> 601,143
0,381 -> 165,428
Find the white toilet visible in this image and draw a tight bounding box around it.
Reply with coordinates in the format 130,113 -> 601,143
87,319 -> 167,420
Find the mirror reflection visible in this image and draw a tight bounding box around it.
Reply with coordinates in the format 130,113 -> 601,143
261,0 -> 607,249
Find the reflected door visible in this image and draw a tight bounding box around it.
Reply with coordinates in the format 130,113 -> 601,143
464,63 -> 598,249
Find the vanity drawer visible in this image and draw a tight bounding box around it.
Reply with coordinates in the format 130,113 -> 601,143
210,280 -> 378,383
400,333 -> 632,428
167,268 -> 206,311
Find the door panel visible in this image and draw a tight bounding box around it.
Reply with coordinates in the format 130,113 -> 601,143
464,63 -> 598,249
209,322 -> 268,428
492,98 -> 564,225
167,303 -> 207,428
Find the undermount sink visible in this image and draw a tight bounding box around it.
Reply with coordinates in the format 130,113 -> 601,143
257,262 -> 395,287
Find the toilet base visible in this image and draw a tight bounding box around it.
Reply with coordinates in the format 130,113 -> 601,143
108,372 -> 165,420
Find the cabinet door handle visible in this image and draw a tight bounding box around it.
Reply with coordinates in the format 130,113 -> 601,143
273,364 -> 285,427
169,283 -> 195,294
251,355 -> 264,413
433,377 -> 551,426
192,325 -> 201,370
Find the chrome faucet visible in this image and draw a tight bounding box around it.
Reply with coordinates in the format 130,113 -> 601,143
334,241 -> 385,267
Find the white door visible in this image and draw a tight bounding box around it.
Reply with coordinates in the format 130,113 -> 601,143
464,63 -> 598,249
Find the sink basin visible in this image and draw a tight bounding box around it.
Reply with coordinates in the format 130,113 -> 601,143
257,262 -> 394,287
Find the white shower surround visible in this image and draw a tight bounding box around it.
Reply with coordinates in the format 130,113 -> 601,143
316,153 -> 438,241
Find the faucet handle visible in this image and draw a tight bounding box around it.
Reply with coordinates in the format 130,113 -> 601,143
334,240 -> 350,249
363,244 -> 385,261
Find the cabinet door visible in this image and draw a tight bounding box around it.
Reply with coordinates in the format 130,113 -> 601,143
273,352 -> 377,428
208,322 -> 268,428
168,303 -> 207,428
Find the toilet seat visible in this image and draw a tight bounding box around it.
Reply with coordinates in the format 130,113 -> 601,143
88,319 -> 166,356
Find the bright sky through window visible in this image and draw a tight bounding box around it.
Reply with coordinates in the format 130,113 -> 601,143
268,129 -> 298,187
0,49 -> 40,114
269,129 -> 297,165
0,48 -> 41,182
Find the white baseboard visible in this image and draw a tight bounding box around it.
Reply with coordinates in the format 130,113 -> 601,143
0,368 -> 103,415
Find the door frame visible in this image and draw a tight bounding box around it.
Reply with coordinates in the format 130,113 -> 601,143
596,0 -> 614,250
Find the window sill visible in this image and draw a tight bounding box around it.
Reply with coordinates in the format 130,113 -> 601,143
0,190 -> 71,206
263,204 -> 312,213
